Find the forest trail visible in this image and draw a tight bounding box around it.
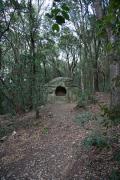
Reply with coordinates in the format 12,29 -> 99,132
0,103 -> 89,180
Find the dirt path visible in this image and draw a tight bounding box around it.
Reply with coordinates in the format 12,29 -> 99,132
0,103 -> 88,180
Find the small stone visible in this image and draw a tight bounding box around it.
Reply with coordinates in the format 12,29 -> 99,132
12,131 -> 17,136
51,154 -> 55,158
72,141 -> 76,144
0,136 -> 7,142
31,160 -> 35,167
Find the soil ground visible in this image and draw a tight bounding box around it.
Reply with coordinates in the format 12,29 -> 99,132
0,93 -> 120,180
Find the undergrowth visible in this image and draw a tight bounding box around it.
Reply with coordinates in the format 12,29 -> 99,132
77,91 -> 97,108
74,111 -> 94,127
0,116 -> 42,138
83,132 -> 110,149
43,127 -> 49,134
110,169 -> 120,180
99,104 -> 120,126
113,150 -> 120,164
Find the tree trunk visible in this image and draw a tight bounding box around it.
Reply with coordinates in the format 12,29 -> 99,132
110,58 -> 120,108
80,69 -> 84,93
94,73 -> 99,92
28,0 -> 36,110
93,0 -> 120,109
94,61 -> 99,92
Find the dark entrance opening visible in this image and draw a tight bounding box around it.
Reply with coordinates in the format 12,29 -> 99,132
55,86 -> 66,96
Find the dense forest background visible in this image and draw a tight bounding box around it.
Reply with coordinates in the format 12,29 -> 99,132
0,0 -> 120,115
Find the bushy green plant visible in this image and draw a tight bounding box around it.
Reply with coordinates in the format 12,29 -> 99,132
77,92 -> 87,108
99,104 -> 120,126
77,91 -> 97,108
113,151 -> 120,164
110,170 -> 120,180
74,111 -> 93,127
43,127 -> 49,134
83,132 -> 110,149
88,95 -> 97,104
99,104 -> 110,116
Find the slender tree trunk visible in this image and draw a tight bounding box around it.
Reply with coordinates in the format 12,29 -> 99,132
80,68 -> 84,93
94,61 -> 99,92
110,55 -> 120,108
28,0 -> 36,110
94,74 -> 99,91
102,72 -> 106,91
94,39 -> 100,92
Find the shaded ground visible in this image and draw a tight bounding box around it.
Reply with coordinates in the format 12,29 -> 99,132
0,103 -> 87,180
0,92 -> 120,180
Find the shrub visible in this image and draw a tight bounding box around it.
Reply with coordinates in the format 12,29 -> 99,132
99,104 -> 120,126
43,127 -> 48,134
83,132 -> 110,149
88,95 -> 98,104
77,91 -> 89,108
74,111 -> 94,127
113,151 -> 120,164
77,91 -> 97,108
110,170 -> 120,180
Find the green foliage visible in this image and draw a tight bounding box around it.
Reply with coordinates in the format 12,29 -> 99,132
83,132 -> 110,149
77,91 -> 97,108
0,0 -> 4,11
43,127 -> 49,134
110,170 -> 120,180
0,0 -> 117,118
96,0 -> 120,36
96,19 -> 107,37
99,104 -> 110,116
61,10 -> 69,20
113,151 -> 120,164
61,3 -> 70,12
77,92 -> 88,108
56,15 -> 65,25
52,23 -> 60,32
74,111 -> 93,127
106,42 -> 113,52
48,1 -> 70,31
99,104 -> 120,125
88,95 -> 97,104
